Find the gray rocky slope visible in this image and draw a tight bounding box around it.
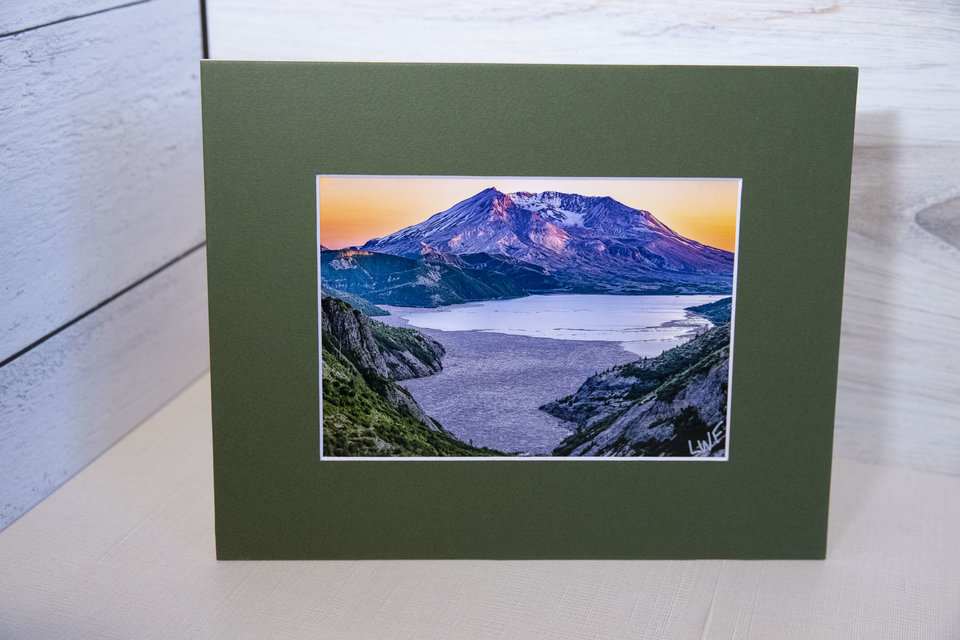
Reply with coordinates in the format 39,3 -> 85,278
543,322 -> 730,457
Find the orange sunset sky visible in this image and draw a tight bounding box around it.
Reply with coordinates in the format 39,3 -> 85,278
318,176 -> 740,252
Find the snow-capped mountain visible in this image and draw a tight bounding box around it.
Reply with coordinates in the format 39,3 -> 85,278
361,188 -> 734,293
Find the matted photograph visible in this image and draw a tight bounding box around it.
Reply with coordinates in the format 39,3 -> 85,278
205,62 -> 857,559
318,176 -> 740,459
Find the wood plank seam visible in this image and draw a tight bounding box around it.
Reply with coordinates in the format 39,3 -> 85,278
0,240 -> 206,369
199,0 -> 209,59
0,0 -> 153,39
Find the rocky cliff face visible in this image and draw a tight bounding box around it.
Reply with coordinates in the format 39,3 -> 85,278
367,320 -> 444,381
321,296 -> 444,427
321,296 -> 445,381
321,296 -> 390,377
320,296 -> 501,457
544,322 -> 731,457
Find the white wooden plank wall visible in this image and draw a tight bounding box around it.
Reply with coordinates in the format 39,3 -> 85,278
207,0 -> 960,476
0,249 -> 209,527
0,1 -> 133,36
0,0 -> 206,359
0,0 -> 208,529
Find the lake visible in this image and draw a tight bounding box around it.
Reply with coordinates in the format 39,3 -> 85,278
386,293 -> 723,357
378,294 -> 723,454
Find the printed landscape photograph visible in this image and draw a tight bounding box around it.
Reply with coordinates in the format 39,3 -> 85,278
318,176 -> 740,459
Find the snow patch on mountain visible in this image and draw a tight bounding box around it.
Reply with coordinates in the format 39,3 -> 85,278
510,191 -> 588,227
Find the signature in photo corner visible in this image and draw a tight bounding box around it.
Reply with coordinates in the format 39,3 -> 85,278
688,423 -> 725,457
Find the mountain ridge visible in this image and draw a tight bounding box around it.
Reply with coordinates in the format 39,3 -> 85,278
362,188 -> 734,294
320,247 -> 528,307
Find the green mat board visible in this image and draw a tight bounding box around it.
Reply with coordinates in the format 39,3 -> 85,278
201,63 -> 857,559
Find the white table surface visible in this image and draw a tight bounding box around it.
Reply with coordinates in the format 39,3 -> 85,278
1,375 -> 957,639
